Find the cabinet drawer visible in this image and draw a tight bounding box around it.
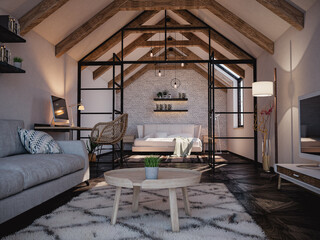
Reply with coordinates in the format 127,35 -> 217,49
277,166 -> 320,188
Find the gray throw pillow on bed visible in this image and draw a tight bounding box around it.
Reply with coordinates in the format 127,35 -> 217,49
18,128 -> 62,154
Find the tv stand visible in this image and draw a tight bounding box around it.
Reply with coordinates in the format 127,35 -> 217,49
275,164 -> 320,194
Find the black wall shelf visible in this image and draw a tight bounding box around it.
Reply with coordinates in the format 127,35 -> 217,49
154,98 -> 188,101
0,61 -> 25,73
0,25 -> 26,43
154,110 -> 188,112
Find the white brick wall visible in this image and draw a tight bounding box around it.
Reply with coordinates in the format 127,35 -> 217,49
117,69 -> 227,150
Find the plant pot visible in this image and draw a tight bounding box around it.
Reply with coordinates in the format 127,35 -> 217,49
88,153 -> 96,162
13,62 -> 22,68
145,167 -> 159,179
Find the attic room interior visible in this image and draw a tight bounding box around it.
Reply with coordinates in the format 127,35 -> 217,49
0,0 -> 319,239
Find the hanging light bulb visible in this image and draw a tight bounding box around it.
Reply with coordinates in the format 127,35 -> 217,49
181,62 -> 184,67
174,81 -> 177,88
150,48 -> 153,57
158,70 -> 162,77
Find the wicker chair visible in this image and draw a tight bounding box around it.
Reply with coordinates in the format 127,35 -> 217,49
91,113 -> 128,168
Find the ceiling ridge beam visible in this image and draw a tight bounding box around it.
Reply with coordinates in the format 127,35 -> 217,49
119,0 -> 207,11
173,10 -> 254,60
256,0 -> 304,30
201,0 -> 274,54
55,0 -> 130,57
81,10 -> 158,66
19,0 -> 70,36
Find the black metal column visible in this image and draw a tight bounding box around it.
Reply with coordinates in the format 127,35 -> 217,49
253,59 -> 258,165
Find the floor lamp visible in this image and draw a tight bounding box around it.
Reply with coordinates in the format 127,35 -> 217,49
252,68 -> 278,168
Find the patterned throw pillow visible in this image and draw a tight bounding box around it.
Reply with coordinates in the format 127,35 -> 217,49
18,128 -> 63,154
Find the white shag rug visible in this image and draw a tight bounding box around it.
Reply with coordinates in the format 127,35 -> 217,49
3,183 -> 266,240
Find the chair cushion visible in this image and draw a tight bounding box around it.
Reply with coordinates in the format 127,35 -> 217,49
0,169 -> 24,200
0,119 -> 27,158
18,128 -> 62,154
0,154 -> 85,190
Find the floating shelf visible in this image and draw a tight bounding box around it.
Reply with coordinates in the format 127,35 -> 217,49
154,110 -> 188,112
0,61 -> 25,73
0,25 -> 26,43
154,98 -> 188,101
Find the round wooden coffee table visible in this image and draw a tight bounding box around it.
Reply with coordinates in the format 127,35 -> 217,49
104,168 -> 201,232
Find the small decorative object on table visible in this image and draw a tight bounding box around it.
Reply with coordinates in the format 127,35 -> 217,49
164,104 -> 168,110
13,57 -> 23,68
179,92 -> 182,98
254,104 -> 274,172
163,90 -> 168,98
182,93 -> 186,99
157,92 -> 162,99
86,136 -> 98,162
168,104 -> 172,110
156,104 -> 160,110
144,156 -> 160,179
168,94 -> 172,99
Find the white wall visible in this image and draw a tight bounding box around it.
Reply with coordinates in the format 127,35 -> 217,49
226,66 -> 254,160
257,0 -> 320,165
0,12 -> 77,136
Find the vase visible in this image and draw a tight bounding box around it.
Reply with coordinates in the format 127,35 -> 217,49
145,167 -> 159,179
262,154 -> 270,172
88,153 -> 96,162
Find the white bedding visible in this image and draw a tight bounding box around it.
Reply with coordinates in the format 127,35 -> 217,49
134,137 -> 202,148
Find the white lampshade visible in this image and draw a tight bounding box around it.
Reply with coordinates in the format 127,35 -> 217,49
252,81 -> 274,97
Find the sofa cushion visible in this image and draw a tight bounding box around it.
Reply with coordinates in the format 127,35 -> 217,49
0,119 -> 27,158
18,129 -> 62,154
0,169 -> 24,200
134,137 -> 202,148
0,154 -> 84,190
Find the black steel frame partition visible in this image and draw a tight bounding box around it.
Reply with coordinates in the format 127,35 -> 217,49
77,10 -> 258,170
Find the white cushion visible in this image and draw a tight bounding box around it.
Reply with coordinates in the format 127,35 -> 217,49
134,138 -> 202,148
18,128 -> 62,154
154,132 -> 167,138
144,124 -> 195,137
137,125 -> 144,138
144,133 -> 154,139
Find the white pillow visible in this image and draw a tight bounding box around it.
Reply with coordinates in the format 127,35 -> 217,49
168,133 -> 193,138
144,133 -> 154,139
154,132 -> 168,138
18,128 -> 62,154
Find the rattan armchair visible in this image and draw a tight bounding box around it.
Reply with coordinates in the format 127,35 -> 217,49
91,113 -> 128,168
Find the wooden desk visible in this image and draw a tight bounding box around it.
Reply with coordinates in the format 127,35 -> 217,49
34,125 -> 92,140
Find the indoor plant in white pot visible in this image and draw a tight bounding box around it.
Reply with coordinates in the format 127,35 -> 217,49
144,156 -> 160,179
13,57 -> 23,68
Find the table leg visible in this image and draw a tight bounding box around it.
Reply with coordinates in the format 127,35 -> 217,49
169,188 -> 179,232
182,187 -> 191,216
277,175 -> 281,190
111,187 -> 122,225
132,186 -> 140,212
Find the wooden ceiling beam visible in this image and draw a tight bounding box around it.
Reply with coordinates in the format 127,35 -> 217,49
119,0 -> 206,11
173,10 -> 254,59
55,0 -> 129,57
202,0 -> 274,54
141,39 -> 200,47
93,33 -> 153,80
167,17 -> 246,77
256,0 -> 304,30
81,10 -> 158,66
19,0 -> 70,36
107,48 -> 162,88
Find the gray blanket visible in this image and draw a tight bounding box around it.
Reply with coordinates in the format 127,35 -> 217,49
173,137 -> 194,157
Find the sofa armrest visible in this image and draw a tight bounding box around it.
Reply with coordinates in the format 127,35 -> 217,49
57,141 -> 89,181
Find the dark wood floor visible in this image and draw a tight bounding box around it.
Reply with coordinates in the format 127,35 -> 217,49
1,153 -> 319,240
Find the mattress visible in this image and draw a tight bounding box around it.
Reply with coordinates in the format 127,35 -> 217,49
133,137 -> 202,148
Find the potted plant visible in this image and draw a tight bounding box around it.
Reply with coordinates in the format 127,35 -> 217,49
13,57 -> 23,68
86,136 -> 99,162
157,92 -> 162,99
144,156 -> 160,179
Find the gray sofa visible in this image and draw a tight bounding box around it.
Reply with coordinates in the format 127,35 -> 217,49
0,119 -> 90,224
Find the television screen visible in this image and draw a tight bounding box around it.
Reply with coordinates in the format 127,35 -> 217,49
51,95 -> 69,123
299,91 -> 320,161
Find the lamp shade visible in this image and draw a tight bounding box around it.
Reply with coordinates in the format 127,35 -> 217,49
252,81 -> 274,97
78,104 -> 85,111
